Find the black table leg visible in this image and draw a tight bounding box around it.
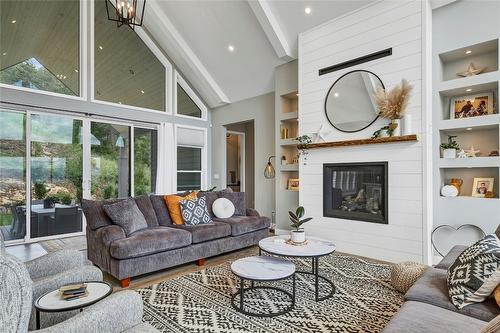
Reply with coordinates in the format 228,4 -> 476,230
36,309 -> 40,329
314,257 -> 319,301
240,278 -> 244,310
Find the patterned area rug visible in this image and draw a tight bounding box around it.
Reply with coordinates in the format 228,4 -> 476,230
137,253 -> 403,333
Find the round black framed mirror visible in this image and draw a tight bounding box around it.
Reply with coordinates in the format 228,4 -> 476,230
324,70 -> 384,133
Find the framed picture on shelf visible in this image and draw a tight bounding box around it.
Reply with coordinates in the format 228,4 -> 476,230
450,93 -> 494,119
471,177 -> 494,198
287,178 -> 299,190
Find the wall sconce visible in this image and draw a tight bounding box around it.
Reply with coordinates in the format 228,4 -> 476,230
264,156 -> 276,179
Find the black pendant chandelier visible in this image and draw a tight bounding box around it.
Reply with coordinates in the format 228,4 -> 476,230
105,0 -> 146,30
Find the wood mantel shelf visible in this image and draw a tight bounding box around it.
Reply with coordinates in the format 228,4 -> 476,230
303,134 -> 418,149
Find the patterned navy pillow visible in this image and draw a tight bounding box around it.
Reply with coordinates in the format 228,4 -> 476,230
180,196 -> 212,225
447,234 -> 500,309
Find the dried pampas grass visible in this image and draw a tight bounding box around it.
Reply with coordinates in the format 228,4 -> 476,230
374,79 -> 413,120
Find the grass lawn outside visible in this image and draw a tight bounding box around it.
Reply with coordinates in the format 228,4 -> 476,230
0,213 -> 13,227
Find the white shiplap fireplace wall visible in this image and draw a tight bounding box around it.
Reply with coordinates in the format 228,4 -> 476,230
298,0 -> 432,263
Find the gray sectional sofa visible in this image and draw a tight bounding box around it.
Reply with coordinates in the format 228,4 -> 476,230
83,191 -> 270,287
383,227 -> 500,333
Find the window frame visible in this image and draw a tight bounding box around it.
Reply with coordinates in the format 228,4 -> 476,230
174,71 -> 208,121
174,124 -> 207,191
89,0 -> 173,115
0,0 -> 87,101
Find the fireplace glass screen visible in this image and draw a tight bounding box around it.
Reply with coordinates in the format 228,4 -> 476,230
323,162 -> 388,224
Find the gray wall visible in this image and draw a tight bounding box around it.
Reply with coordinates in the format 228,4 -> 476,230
211,92 -> 275,217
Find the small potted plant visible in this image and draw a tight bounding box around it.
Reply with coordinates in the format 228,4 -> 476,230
289,206 -> 312,243
441,135 -> 460,159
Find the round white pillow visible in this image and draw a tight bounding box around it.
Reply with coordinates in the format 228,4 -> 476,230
212,198 -> 235,218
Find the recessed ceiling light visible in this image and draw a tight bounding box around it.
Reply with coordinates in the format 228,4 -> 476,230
228,45 -> 235,52
466,127 -> 472,131
99,45 -> 103,50
11,20 -> 16,24
466,88 -> 472,92
333,92 -> 339,98
304,7 -> 312,14
140,90 -> 145,94
465,50 -> 472,54
2,52 -> 6,56
74,69 -> 78,73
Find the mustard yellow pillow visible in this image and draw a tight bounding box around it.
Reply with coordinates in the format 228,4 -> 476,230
164,191 -> 198,225
494,284 -> 500,307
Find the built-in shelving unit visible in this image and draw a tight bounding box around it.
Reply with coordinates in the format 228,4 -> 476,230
432,33 -> 500,260
275,61 -> 299,232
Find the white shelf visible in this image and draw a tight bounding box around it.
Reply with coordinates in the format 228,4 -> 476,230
438,114 -> 500,130
279,138 -> 298,146
279,164 -> 299,172
437,71 -> 499,96
438,157 -> 500,168
438,195 -> 499,202
280,111 -> 298,121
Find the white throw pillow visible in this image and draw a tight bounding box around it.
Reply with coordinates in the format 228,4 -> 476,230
212,198 -> 235,218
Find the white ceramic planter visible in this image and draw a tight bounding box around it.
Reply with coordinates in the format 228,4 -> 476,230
443,149 -> 457,159
403,115 -> 412,135
392,119 -> 401,136
291,230 -> 306,243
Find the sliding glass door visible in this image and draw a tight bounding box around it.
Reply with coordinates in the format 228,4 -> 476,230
30,114 -> 83,238
0,109 -> 158,244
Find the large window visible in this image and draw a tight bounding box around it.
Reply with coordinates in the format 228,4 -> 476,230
90,122 -> 130,199
30,114 -> 83,237
0,0 -> 80,96
0,111 -> 26,241
134,127 -> 157,195
176,73 -> 206,119
177,146 -> 202,191
94,0 -> 166,111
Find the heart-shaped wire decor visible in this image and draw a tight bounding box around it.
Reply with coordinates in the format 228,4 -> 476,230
431,224 -> 486,257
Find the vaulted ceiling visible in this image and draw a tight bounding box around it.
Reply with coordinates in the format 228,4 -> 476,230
145,0 -> 373,108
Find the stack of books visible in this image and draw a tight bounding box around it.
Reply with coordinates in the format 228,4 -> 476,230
59,283 -> 88,301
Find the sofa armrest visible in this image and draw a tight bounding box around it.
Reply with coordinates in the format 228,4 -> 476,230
35,291 -> 144,333
25,250 -> 87,280
98,225 -> 126,248
246,208 -> 260,217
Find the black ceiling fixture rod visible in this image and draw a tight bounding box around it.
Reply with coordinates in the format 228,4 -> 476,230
318,48 -> 392,76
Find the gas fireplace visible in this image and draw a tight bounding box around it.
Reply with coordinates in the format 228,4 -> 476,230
323,162 -> 388,224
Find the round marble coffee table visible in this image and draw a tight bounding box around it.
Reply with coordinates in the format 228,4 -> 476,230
34,281 -> 112,329
230,256 -> 296,317
259,235 -> 336,301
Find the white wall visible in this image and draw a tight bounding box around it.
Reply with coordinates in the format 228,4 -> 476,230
298,0 -> 431,263
211,93 -> 275,217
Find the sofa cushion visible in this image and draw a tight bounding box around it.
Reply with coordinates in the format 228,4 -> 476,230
435,245 -> 467,270
134,195 -> 158,228
109,227 -> 192,259
381,301 -> 487,333
180,196 -> 212,225
197,191 -> 218,217
149,195 -> 173,226
81,198 -> 122,230
447,234 -> 500,309
405,267 -> 499,322
103,198 -> 148,236
218,191 -> 246,216
164,191 -> 198,225
170,222 -> 231,244
214,216 -> 270,236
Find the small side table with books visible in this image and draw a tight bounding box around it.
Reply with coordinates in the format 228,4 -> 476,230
34,281 -> 112,329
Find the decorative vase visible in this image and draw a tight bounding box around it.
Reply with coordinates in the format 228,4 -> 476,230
403,114 -> 412,135
290,229 -> 305,243
390,119 -> 401,136
443,149 -> 457,159
449,178 -> 463,194
379,129 -> 390,138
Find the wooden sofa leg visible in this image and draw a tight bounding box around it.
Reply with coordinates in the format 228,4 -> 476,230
196,258 -> 206,266
119,278 -> 131,288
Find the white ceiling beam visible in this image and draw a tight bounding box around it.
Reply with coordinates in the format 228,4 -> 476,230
144,0 -> 230,108
430,0 -> 457,10
248,0 -> 294,61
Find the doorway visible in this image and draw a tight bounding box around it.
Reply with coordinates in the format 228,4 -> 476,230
226,131 -> 245,192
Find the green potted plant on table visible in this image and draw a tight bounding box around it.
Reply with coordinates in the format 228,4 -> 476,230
289,206 -> 312,243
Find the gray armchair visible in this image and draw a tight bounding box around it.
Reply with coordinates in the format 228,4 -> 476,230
0,253 -> 158,333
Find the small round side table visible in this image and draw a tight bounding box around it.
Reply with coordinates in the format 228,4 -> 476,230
34,281 -> 112,329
